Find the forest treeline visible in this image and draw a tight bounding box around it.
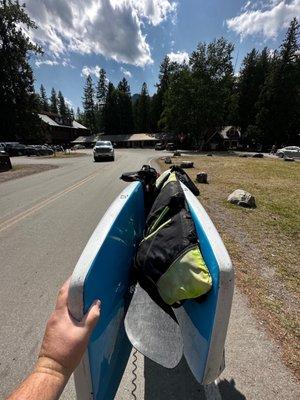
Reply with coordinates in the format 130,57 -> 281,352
0,1 -> 299,147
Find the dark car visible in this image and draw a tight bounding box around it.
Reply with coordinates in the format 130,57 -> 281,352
5,143 -> 28,156
166,143 -> 177,151
26,145 -> 54,156
155,143 -> 165,150
0,144 -> 7,155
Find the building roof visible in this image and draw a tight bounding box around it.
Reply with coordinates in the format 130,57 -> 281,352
72,133 -> 159,144
72,134 -> 103,144
38,114 -> 89,130
38,114 -> 60,127
101,133 -> 158,142
72,120 -> 89,130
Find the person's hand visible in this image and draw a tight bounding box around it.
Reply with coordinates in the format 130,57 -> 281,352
35,278 -> 101,382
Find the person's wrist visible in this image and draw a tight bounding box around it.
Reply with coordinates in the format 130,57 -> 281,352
34,356 -> 72,384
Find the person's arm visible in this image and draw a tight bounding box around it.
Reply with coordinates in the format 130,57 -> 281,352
7,279 -> 101,400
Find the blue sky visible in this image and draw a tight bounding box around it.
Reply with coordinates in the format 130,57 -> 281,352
25,0 -> 300,112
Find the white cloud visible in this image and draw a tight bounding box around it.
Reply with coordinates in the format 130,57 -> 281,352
35,59 -> 59,67
227,1 -> 300,39
35,57 -> 74,68
167,51 -> 189,64
25,0 -> 177,67
81,65 -> 101,78
120,67 -> 132,78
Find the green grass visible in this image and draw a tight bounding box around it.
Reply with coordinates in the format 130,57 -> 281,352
158,155 -> 300,377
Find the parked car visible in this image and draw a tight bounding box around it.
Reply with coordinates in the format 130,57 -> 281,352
276,146 -> 300,158
71,144 -> 85,150
0,144 -> 7,155
5,143 -> 28,156
50,145 -> 64,152
155,143 -> 165,150
93,141 -> 115,161
166,142 -> 177,151
26,145 -> 54,156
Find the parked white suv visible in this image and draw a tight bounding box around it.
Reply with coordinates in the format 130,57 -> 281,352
276,146 -> 300,158
93,141 -> 115,162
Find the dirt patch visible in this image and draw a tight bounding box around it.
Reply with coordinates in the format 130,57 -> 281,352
0,164 -> 59,184
158,155 -> 300,378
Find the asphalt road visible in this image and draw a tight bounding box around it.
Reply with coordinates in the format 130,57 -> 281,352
0,149 -> 299,400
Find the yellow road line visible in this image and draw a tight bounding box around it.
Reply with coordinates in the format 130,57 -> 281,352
0,171 -> 101,233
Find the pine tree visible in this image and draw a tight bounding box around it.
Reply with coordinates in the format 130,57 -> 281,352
50,88 -> 58,114
40,84 -> 49,112
82,75 -> 96,133
189,38 -> 234,146
135,82 -> 150,132
162,66 -> 194,136
238,48 -> 271,136
151,56 -> 177,131
103,82 -> 119,134
95,68 -> 107,132
117,78 -> 134,134
0,0 -> 43,142
96,68 -> 108,107
256,18 -> 300,146
58,91 -> 67,118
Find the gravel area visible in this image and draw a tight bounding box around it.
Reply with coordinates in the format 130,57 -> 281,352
0,164 -> 59,184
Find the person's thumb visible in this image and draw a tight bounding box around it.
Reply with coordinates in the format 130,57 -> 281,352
83,300 -> 101,331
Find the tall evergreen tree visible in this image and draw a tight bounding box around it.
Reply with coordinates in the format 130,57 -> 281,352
190,38 -> 234,146
0,0 -> 43,142
58,91 -> 67,118
40,84 -> 49,112
50,88 -> 58,114
117,78 -> 134,134
103,82 -> 119,134
256,18 -> 300,146
238,48 -> 270,136
82,75 -> 96,133
135,82 -> 150,132
151,56 -> 177,131
96,68 -> 108,107
161,65 -> 194,136
95,68 -> 107,132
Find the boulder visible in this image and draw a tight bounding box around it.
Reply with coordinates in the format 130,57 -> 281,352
227,189 -> 256,208
180,161 -> 194,168
164,156 -> 172,164
196,172 -> 208,184
173,151 -> 181,157
206,153 -> 213,157
239,154 -> 248,158
252,153 -> 264,158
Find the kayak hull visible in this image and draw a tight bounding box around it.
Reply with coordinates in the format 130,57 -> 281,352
69,182 -> 145,400
69,173 -> 234,398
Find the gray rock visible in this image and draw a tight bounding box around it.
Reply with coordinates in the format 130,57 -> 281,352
164,156 -> 172,164
196,172 -> 208,184
180,161 -> 194,168
227,189 -> 256,208
252,153 -> 264,158
173,151 -> 181,156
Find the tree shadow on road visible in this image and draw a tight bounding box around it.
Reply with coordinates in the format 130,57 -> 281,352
144,358 -> 246,400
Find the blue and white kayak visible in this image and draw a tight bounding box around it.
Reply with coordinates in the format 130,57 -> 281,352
68,172 -> 234,399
